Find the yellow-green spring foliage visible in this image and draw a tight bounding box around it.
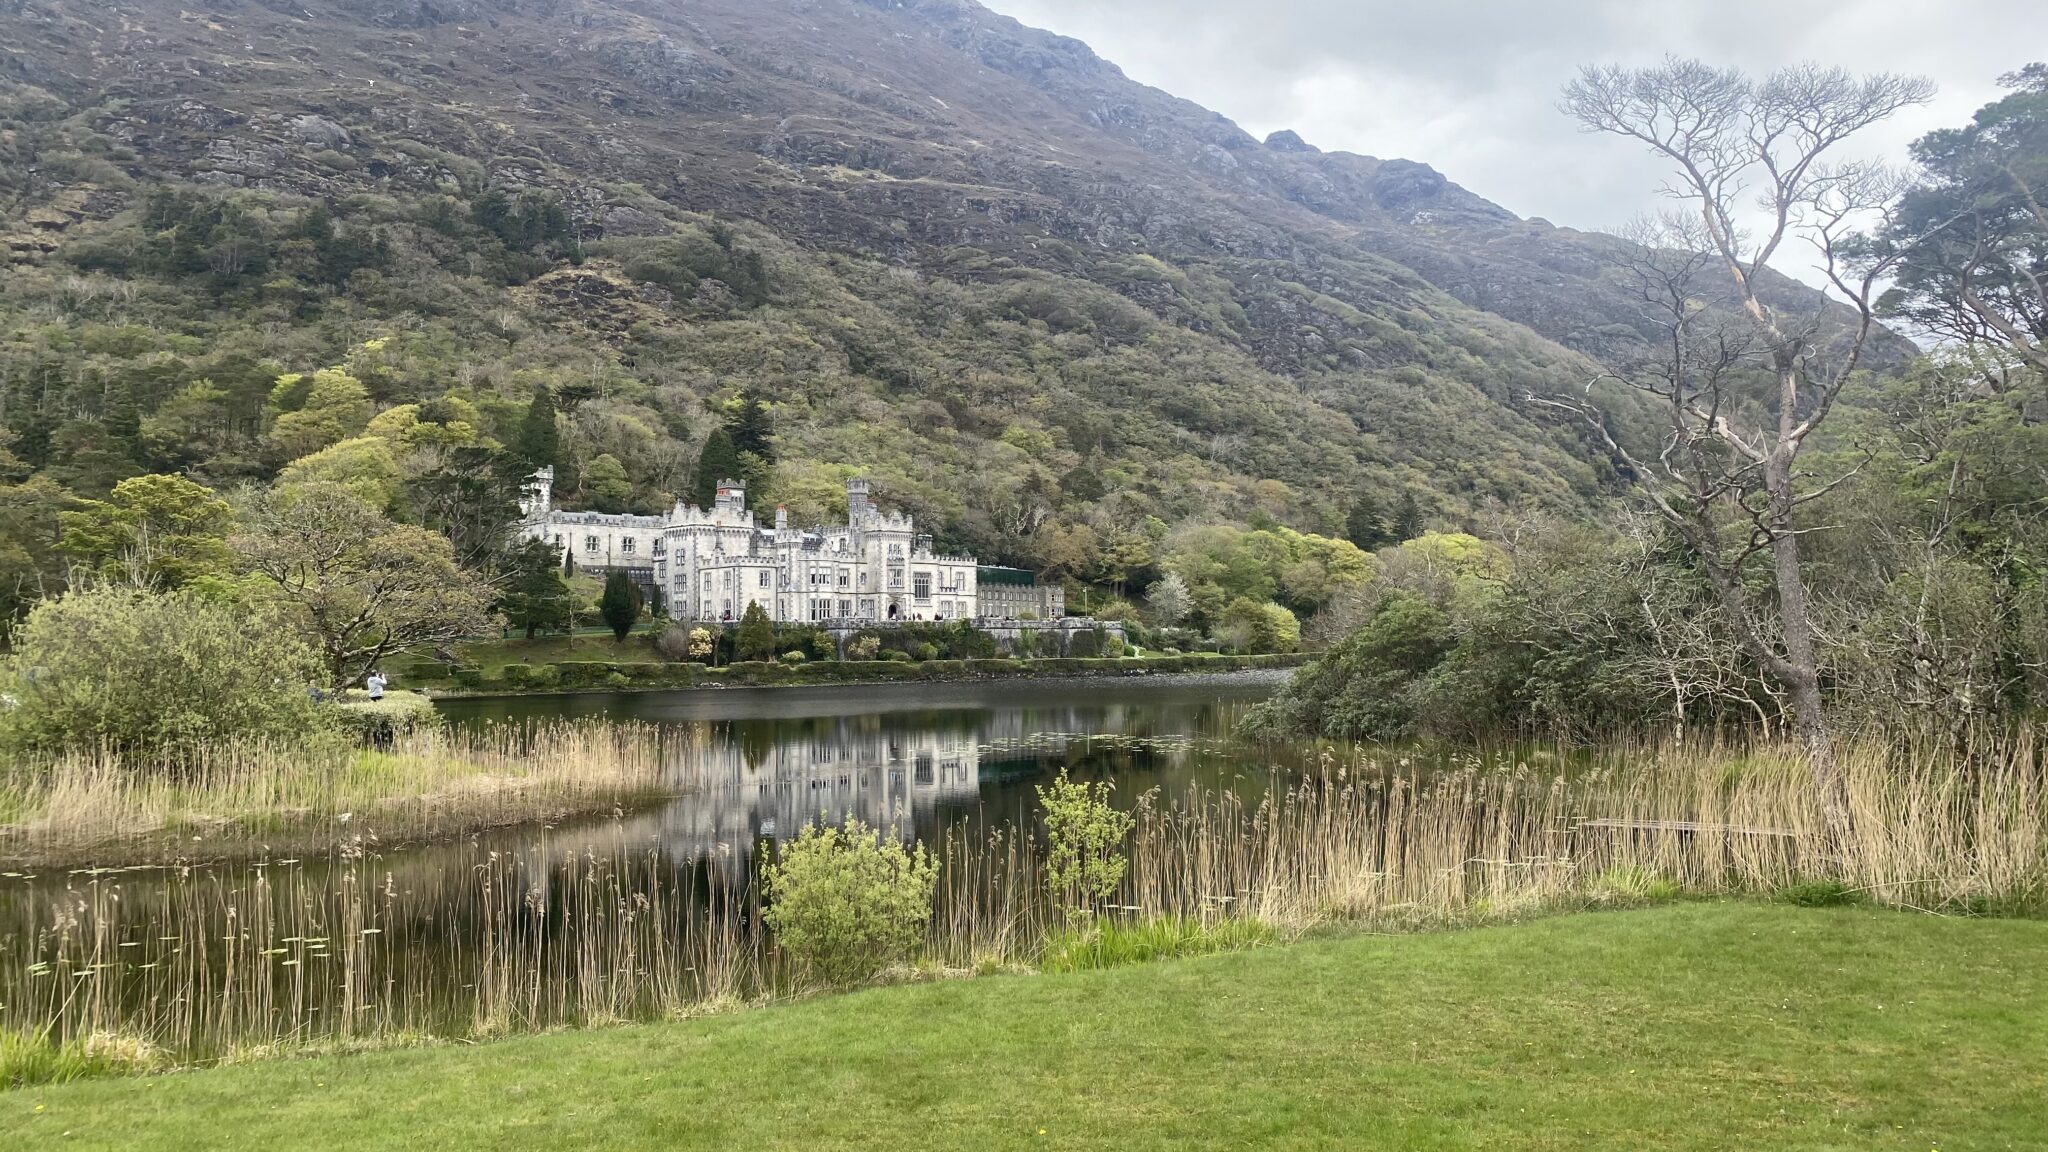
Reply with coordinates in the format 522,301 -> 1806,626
762,819 -> 938,986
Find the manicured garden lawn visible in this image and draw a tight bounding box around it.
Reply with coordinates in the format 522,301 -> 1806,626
7,903 -> 2044,1150
440,632 -> 661,673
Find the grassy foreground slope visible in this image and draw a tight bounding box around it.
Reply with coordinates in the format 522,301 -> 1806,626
7,903 -> 2045,1151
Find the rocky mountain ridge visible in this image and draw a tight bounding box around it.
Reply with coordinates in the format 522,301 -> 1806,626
0,0 -> 1910,576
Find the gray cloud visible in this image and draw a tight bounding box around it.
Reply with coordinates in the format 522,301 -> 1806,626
984,0 -> 2045,278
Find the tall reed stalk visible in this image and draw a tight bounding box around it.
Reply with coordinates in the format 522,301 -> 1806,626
2,729 -> 2040,1081
0,721 -> 686,866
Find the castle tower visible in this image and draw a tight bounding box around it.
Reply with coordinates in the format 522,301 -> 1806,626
714,478 -> 746,517
520,466 -> 554,519
847,476 -> 870,526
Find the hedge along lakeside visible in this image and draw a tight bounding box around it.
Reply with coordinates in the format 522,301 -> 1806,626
420,653 -> 1307,697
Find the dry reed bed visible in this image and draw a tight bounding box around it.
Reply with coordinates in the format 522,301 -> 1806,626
2,731 -> 2041,1074
0,721 -> 687,867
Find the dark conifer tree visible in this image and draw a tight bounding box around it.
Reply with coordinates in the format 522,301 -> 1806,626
694,426 -> 743,509
515,385 -> 559,471
501,537 -> 573,639
1391,490 -> 1424,542
729,392 -> 775,463
599,570 -> 642,641
736,601 -> 775,662
1345,493 -> 1389,551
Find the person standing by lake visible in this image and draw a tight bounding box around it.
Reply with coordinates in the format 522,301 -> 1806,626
366,670 -> 387,701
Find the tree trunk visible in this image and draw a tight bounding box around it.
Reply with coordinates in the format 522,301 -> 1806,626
1765,450 -> 1854,855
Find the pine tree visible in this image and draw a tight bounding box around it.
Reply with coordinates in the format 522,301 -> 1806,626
599,570 -> 641,641
736,600 -> 775,662
1345,493 -> 1389,551
516,385 -> 559,471
502,537 -> 573,639
729,391 -> 775,463
1391,490 -> 1424,542
694,427 -> 743,509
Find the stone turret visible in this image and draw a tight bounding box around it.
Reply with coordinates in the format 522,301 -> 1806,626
714,478 -> 746,517
847,476 -> 871,525
520,466 -> 554,519
775,504 -> 789,531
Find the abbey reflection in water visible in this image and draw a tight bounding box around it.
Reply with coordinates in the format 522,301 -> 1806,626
442,676 -> 1291,865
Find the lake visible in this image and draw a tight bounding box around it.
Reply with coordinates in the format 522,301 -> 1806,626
2,672 -> 1313,1056
436,670 -> 1299,864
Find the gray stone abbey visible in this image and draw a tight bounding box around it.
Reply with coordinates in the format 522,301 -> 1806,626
521,471 -> 1041,624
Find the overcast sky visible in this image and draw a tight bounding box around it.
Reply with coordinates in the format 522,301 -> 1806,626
983,0 -> 2046,273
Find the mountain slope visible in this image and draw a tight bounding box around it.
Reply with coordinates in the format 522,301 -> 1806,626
0,0 -> 1897,583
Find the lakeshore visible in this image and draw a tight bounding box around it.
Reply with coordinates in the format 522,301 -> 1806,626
404,647 -> 1307,699
6,902 -> 2044,1151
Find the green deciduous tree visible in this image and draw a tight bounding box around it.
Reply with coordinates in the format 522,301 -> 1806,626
582,453 -> 633,514
268,368 -> 373,460
278,436 -> 404,510
1036,769 -> 1135,917
138,380 -> 238,471
1216,598 -> 1301,653
58,473 -> 234,589
0,585 -> 323,759
234,483 -> 495,689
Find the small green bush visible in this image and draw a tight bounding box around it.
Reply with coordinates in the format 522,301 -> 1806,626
912,642 -> 939,662
1040,916 -> 1276,973
330,689 -> 439,742
1038,769 -> 1135,916
762,819 -> 938,987
1,1028 -> 168,1089
1588,866 -> 1682,906
0,586 -> 323,760
880,649 -> 911,663
1776,880 -> 1864,908
451,665 -> 484,688
780,650 -> 807,665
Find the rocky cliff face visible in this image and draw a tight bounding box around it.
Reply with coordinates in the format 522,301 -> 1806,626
2,0 -> 1896,364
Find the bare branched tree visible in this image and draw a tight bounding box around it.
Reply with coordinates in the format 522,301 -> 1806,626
1547,59 -> 1934,843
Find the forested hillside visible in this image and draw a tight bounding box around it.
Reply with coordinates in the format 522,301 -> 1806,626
0,0 -> 1895,611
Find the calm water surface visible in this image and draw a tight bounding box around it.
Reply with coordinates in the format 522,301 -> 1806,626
439,671 -> 1301,865
1,673 -> 1309,1051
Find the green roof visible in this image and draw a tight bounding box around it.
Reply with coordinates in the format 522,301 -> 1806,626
976,565 -> 1040,587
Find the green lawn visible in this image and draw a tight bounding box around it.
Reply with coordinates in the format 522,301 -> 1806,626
10,903 -> 2043,1150
434,632 -> 661,673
